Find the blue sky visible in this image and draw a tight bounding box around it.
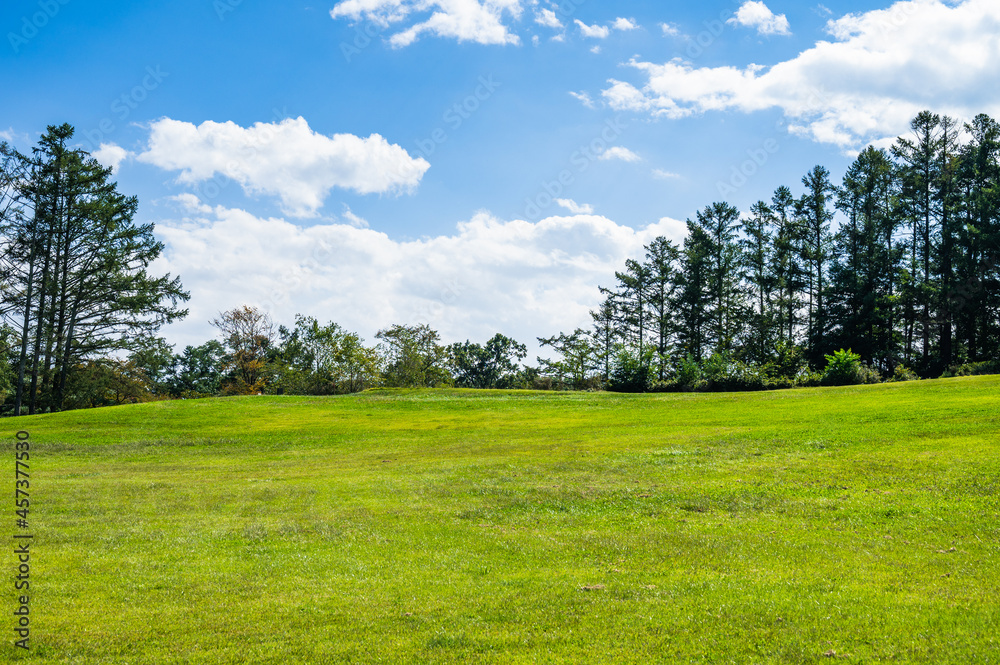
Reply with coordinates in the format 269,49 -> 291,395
3,0 -> 998,356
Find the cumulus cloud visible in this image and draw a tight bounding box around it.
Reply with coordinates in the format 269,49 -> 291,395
331,0 -> 523,46
727,1 -> 791,36
612,17 -> 639,31
535,8 -> 562,29
599,146 -> 641,162
575,19 -> 610,39
151,206 -> 687,357
92,143 -> 130,173
136,117 -> 430,218
660,22 -> 680,36
574,16 -> 638,39
652,169 -> 682,180
601,0 -> 1000,148
555,198 -> 594,214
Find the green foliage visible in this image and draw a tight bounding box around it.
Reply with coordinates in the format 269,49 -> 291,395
62,359 -> 158,409
891,365 -> 920,382
674,354 -> 705,392
171,340 -> 226,397
941,359 -> 1000,378
0,325 -> 15,405
276,315 -> 381,395
128,336 -> 176,396
448,333 -> 527,389
211,305 -> 277,395
767,340 -> 809,380
377,323 -> 451,388
0,124 -> 189,414
821,348 -> 878,386
537,328 -> 601,390
607,345 -> 655,393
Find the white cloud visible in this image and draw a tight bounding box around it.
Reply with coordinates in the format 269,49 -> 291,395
535,8 -> 562,29
590,45 -> 602,54
602,0 -> 1000,148
728,1 -> 791,36
575,19 -> 610,39
137,117 -> 430,218
555,198 -> 594,214
660,22 -> 680,36
170,193 -> 214,215
599,146 -> 641,162
151,206 -> 688,359
92,143 -> 130,173
652,169 -> 682,180
612,17 -> 639,31
331,0 -> 523,47
341,205 -> 370,229
569,91 -> 596,109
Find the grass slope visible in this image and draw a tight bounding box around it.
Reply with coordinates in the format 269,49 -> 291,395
4,377 -> 1000,663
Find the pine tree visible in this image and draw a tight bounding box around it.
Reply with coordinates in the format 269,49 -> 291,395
740,201 -> 777,363
935,116 -> 963,368
893,111 -> 942,364
643,236 -> 681,380
673,221 -> 712,361
769,186 -> 805,345
795,166 -> 836,365
695,202 -> 744,353
830,147 -> 902,370
1,125 -> 189,413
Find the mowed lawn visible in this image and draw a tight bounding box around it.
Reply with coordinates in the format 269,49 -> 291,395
5,377 -> 1000,663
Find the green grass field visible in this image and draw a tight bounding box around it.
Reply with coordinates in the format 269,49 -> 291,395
4,377 -> 999,663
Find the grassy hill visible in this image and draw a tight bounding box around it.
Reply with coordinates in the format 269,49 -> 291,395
6,377 -> 1000,663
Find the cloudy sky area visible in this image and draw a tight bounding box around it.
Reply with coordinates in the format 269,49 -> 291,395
3,0 -> 998,356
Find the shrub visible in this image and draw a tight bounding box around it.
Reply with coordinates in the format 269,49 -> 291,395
943,360 -> 1000,378
858,364 -> 882,384
675,355 -> 705,392
769,341 -> 809,380
608,346 -> 655,393
532,376 -> 555,391
891,365 -> 919,382
822,348 -> 865,386
796,370 -> 824,388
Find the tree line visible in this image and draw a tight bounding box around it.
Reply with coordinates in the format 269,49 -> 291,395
543,111 -> 1000,391
1,113 -> 998,411
32,307 -> 535,406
